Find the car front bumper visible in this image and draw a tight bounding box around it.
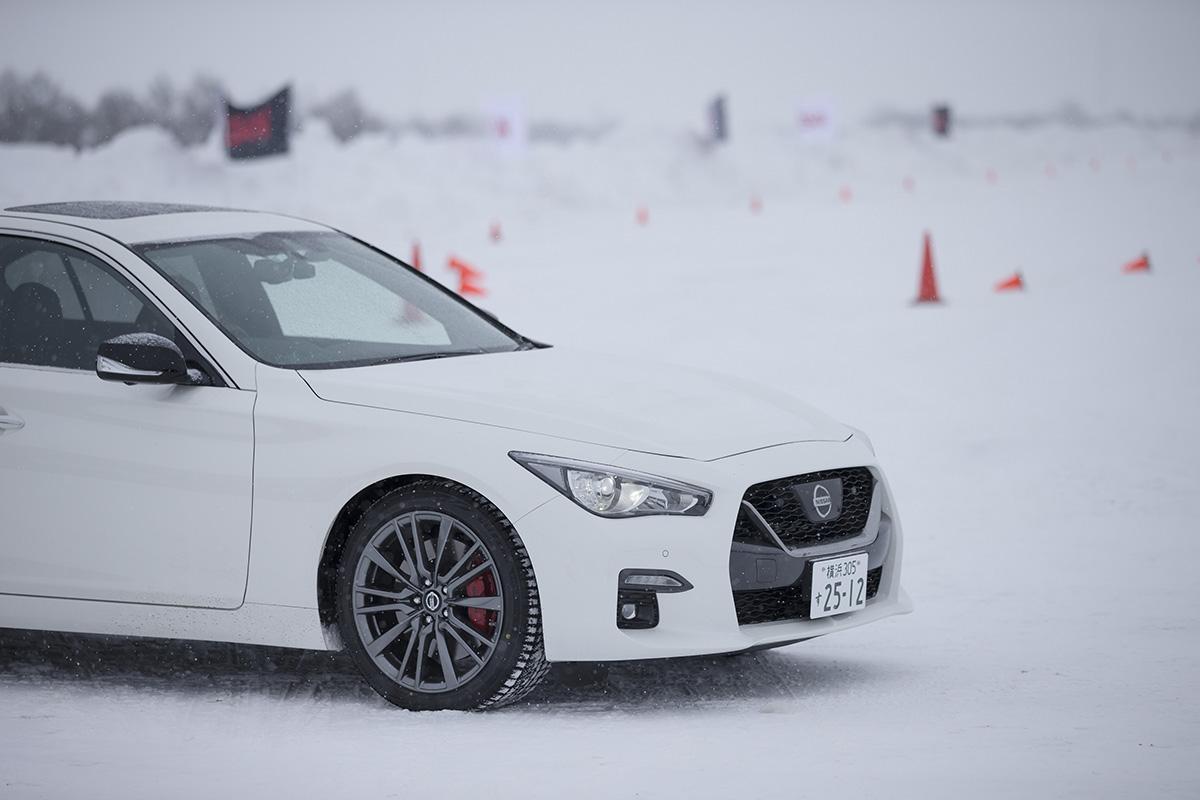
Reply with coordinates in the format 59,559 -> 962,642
512,437 -> 911,662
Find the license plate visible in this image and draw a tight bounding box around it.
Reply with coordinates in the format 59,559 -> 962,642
809,553 -> 869,619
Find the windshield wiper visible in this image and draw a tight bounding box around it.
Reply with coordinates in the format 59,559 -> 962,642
371,348 -> 488,365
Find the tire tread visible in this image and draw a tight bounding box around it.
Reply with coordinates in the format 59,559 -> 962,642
339,478 -> 549,710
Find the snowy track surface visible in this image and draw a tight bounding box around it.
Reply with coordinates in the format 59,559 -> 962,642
1,127 -> 1199,797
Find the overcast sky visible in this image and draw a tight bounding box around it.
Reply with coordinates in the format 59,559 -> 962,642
5,0 -> 1199,126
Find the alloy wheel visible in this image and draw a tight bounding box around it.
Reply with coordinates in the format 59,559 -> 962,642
351,511 -> 503,693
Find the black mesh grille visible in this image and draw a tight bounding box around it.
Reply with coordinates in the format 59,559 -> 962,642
733,566 -> 882,625
739,467 -> 874,549
733,504 -> 774,546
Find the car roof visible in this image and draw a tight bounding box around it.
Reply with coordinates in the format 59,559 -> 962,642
0,201 -> 331,245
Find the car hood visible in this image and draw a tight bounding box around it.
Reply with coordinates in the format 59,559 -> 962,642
300,347 -> 850,461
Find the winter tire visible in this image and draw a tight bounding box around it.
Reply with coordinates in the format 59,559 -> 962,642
335,481 -> 549,710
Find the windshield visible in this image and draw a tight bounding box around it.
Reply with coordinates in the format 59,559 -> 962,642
135,231 -> 525,369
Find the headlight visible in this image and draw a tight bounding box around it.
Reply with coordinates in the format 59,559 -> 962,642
509,452 -> 712,518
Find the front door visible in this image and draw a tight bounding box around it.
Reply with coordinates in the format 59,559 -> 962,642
0,235 -> 253,608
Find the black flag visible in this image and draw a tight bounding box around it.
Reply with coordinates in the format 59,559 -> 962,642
931,104 -> 952,138
225,87 -> 291,160
707,95 -> 728,143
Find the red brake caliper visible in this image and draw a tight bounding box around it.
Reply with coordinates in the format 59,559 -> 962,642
464,566 -> 497,633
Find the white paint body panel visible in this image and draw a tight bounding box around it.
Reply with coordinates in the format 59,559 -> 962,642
0,209 -> 909,659
301,348 -> 850,461
0,365 -> 253,607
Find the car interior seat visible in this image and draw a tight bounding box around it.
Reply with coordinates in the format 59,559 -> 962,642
9,283 -> 65,366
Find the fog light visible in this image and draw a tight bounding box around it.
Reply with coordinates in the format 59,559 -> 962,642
618,569 -> 694,594
615,590 -> 659,630
624,574 -> 682,590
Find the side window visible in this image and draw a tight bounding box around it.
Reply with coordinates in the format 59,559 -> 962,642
72,256 -> 144,324
3,250 -> 85,320
150,252 -> 219,317
0,236 -> 175,371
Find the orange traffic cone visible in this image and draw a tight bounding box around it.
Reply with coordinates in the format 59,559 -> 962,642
995,271 -> 1024,292
1123,253 -> 1150,273
914,232 -> 941,304
448,256 -> 487,297
489,222 -> 502,243
636,206 -> 649,226
750,195 -> 763,214
838,185 -> 853,203
403,242 -> 425,320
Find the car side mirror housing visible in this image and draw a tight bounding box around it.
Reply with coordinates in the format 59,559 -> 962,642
96,333 -> 188,385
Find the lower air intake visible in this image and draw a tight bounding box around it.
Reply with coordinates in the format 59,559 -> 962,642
733,566 -> 882,626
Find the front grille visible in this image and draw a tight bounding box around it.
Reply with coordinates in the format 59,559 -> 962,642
733,566 -> 882,625
738,467 -> 875,550
733,504 -> 774,546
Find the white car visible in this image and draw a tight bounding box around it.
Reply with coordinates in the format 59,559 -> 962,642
0,201 -> 911,710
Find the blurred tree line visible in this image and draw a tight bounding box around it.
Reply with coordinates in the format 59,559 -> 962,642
0,71 -> 616,149
0,71 -> 226,149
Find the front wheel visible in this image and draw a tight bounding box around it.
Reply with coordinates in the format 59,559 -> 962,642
335,481 -> 549,710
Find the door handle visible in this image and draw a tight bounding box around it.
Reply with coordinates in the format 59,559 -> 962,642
0,414 -> 24,431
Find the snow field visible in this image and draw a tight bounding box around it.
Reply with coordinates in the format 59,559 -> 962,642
1,123 -> 1198,798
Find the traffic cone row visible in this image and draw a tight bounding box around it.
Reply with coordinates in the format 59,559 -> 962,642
410,218 -> 1164,310
914,234 -> 1156,304
403,240 -> 489,300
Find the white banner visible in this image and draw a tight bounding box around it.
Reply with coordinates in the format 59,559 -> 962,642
795,98 -> 836,143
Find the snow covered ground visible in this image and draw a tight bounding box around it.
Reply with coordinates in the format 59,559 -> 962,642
1,124 -> 1199,798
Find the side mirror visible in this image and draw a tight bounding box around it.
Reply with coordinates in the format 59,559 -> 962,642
96,333 -> 188,385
